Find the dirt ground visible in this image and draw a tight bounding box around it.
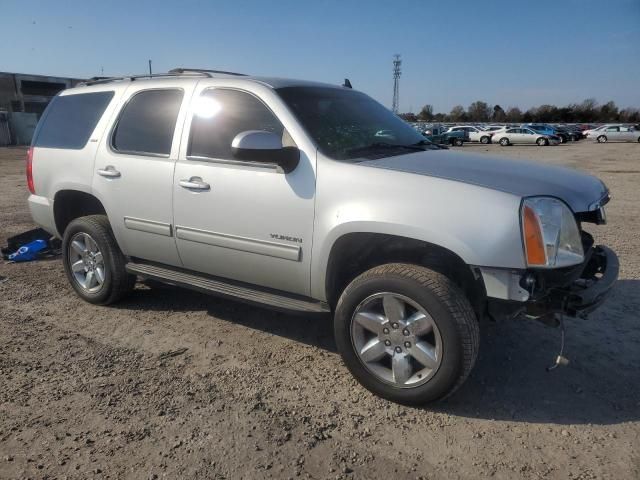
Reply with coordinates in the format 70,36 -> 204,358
0,142 -> 638,480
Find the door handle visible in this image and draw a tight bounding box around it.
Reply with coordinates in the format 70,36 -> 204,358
179,177 -> 210,191
97,166 -> 121,178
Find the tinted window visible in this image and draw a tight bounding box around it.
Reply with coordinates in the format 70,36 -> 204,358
276,86 -> 425,160
189,89 -> 285,160
34,91 -> 114,149
112,89 -> 183,155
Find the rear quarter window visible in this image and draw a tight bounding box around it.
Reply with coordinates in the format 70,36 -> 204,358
34,91 -> 114,149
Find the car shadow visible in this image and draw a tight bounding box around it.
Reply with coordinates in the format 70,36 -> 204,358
116,279 -> 639,426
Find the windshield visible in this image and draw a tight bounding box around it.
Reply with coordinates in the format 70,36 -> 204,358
276,86 -> 428,160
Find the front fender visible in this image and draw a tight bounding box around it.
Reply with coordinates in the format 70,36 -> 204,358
310,157 -> 526,300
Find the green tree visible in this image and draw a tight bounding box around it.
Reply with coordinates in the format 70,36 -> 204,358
598,101 -> 619,122
449,105 -> 467,122
467,101 -> 491,122
417,104 -> 434,121
399,112 -> 418,122
492,105 -> 506,122
505,107 -> 522,123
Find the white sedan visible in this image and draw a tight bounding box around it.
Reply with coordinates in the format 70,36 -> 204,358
592,125 -> 640,143
494,127 -> 560,146
446,125 -> 493,144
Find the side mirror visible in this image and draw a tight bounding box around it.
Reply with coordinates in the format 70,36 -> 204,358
231,130 -> 299,174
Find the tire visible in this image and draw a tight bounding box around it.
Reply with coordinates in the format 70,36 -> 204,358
558,135 -> 566,144
499,137 -> 509,146
480,136 -> 490,144
334,263 -> 479,405
637,137 -> 640,143
453,138 -> 464,147
537,137 -> 548,146
597,135 -> 607,143
62,215 -> 136,305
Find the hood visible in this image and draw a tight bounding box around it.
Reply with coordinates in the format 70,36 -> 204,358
360,150 -> 608,213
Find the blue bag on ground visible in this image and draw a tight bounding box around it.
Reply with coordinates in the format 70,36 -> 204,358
7,239 -> 49,262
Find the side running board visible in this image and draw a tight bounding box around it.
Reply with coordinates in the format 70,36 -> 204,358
125,261 -> 330,314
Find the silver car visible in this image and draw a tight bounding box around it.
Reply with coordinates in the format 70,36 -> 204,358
495,127 -> 560,146
26,69 -> 618,405
593,125 -> 640,143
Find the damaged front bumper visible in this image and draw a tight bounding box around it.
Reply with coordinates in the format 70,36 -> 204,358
556,245 -> 619,316
484,243 -> 619,321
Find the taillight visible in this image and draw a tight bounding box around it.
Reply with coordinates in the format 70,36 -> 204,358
26,147 -> 35,194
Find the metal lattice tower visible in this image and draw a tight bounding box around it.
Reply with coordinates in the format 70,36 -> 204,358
392,54 -> 402,113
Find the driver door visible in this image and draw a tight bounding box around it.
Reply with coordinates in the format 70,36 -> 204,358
172,85 -> 316,296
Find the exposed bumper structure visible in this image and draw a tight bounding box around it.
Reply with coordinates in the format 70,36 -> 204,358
557,245 -> 619,316
484,244 -> 619,321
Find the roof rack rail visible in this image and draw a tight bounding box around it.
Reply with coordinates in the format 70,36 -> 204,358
79,71 -> 212,86
169,67 -> 247,77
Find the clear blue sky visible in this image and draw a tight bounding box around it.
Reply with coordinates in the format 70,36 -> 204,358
2,0 -> 639,113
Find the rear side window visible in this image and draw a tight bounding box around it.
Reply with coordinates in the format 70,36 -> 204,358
112,89 -> 183,156
34,91 -> 114,149
188,89 -> 284,160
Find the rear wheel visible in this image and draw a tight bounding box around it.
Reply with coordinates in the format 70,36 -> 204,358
62,215 -> 136,305
597,135 -> 607,143
480,136 -> 490,144
453,138 -> 464,147
334,263 -> 479,405
499,137 -> 509,146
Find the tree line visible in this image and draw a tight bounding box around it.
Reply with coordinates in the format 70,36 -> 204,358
400,99 -> 640,124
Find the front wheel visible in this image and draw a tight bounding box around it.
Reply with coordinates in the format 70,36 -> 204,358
597,135 -> 607,143
499,137 -> 509,146
62,215 -> 136,305
537,137 -> 549,146
334,263 -> 479,405
453,138 -> 464,147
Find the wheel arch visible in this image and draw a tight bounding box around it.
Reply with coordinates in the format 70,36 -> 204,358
53,189 -> 107,237
322,232 -> 487,317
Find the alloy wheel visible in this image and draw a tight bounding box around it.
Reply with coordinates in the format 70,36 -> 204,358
350,292 -> 443,388
68,232 -> 105,293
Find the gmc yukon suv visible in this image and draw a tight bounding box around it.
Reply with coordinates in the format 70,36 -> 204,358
26,69 -> 618,404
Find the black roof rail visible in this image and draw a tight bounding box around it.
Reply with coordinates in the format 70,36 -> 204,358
169,67 -> 247,77
79,71 -> 212,86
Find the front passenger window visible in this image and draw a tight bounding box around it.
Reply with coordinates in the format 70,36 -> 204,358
188,89 -> 289,160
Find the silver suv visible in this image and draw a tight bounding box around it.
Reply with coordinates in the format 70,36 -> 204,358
27,69 -> 618,404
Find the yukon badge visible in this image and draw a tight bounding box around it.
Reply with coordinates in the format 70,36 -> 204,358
270,233 -> 303,244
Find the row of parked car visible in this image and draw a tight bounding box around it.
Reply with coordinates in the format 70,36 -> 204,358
411,122 -> 640,147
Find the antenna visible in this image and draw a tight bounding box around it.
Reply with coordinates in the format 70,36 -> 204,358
392,54 -> 402,114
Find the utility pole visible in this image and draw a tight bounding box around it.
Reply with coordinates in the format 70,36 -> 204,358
392,54 -> 402,114
148,59 -> 152,75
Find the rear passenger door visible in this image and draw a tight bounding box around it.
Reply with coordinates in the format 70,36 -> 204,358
92,81 -> 196,267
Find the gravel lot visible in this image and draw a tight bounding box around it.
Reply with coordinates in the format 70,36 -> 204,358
1,142 -> 638,480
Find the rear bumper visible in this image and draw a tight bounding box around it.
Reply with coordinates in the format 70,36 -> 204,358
27,194 -> 58,237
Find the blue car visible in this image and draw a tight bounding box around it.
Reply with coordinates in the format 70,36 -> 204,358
522,123 -> 568,143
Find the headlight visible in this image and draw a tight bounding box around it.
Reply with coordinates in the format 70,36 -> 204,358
521,197 -> 584,268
